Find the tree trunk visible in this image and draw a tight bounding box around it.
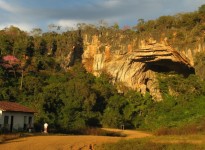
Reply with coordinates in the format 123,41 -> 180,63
20,69 -> 24,90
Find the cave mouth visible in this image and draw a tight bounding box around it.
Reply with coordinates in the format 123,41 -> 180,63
146,64 -> 171,73
145,59 -> 195,76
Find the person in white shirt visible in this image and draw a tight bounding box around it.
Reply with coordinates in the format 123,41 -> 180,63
44,123 -> 48,133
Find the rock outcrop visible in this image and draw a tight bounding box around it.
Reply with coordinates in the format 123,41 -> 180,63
82,35 -> 194,101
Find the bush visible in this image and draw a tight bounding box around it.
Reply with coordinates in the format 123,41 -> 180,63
155,120 -> 205,136
64,127 -> 125,137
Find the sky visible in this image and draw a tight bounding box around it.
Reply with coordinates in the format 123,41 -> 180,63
0,0 -> 205,32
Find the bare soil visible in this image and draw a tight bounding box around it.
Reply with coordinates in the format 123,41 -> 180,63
0,128 -> 152,150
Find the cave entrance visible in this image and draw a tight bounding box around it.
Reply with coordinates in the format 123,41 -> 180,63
146,64 -> 171,73
144,59 -> 195,76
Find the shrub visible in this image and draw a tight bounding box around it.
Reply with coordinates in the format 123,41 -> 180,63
70,127 -> 125,137
155,121 -> 205,136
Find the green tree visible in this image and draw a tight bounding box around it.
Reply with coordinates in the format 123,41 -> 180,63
199,4 -> 205,13
194,52 -> 205,80
30,28 -> 42,37
0,34 -> 13,55
123,91 -> 152,128
102,94 -> 127,128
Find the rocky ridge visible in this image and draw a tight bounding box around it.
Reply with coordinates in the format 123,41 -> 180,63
80,35 -> 194,101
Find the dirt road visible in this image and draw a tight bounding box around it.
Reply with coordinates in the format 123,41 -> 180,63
0,129 -> 152,150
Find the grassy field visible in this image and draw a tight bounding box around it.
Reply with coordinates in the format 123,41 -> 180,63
96,134 -> 205,150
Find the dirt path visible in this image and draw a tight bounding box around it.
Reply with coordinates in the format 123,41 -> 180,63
103,128 -> 152,139
0,129 -> 152,150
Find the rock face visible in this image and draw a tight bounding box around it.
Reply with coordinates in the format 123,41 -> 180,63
82,35 -> 194,101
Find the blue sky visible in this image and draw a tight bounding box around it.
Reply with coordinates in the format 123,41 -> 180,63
0,0 -> 205,32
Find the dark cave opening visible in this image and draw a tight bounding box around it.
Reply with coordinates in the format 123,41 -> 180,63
144,59 -> 195,76
146,64 -> 171,73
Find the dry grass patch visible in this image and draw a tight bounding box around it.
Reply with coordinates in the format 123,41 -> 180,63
97,135 -> 205,150
152,134 -> 205,145
75,127 -> 126,137
0,134 -> 21,143
155,120 -> 205,136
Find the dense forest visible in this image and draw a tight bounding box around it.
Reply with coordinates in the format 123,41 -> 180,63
1,5 -> 205,132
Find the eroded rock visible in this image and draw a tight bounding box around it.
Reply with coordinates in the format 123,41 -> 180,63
82,36 -> 194,101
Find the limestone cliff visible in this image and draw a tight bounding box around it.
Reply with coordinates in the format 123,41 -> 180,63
81,35 -> 194,101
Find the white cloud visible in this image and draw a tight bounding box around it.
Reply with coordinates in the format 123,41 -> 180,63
0,0 -> 15,12
0,0 -> 26,13
103,0 -> 121,8
0,23 -> 34,32
55,20 -> 79,28
54,19 -> 99,31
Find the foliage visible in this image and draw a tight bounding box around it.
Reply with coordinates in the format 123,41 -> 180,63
155,119 -> 205,135
143,73 -> 205,130
194,52 -> 205,80
199,4 -> 205,14
68,127 -> 124,137
1,4 -> 205,133
134,3 -> 205,57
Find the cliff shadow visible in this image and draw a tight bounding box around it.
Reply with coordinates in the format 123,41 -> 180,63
72,29 -> 84,65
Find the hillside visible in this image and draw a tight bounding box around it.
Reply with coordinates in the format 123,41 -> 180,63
0,4 -> 205,131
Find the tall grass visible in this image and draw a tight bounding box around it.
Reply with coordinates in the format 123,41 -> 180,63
96,139 -> 205,150
155,121 -> 205,136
